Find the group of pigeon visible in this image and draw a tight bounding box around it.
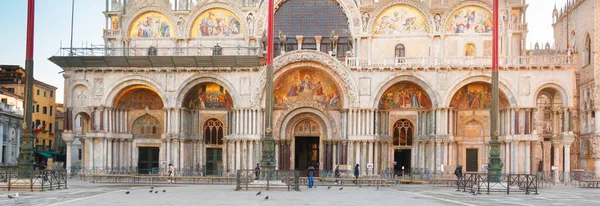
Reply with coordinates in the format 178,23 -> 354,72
254,186 -> 344,201
124,186 -> 167,195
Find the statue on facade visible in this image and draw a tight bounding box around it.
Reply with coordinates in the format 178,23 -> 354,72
247,12 -> 255,37
362,12 -> 370,32
278,30 -> 287,53
260,30 -> 267,54
330,30 -> 339,56
434,14 -> 442,32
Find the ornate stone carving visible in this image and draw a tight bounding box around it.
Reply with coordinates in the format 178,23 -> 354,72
440,1 -> 493,35
359,77 -> 370,96
367,0 -> 435,35
251,50 -> 358,107
184,3 -> 247,39
362,12 -> 370,32
247,12 -> 255,37
590,135 -> 600,159
273,101 -> 338,140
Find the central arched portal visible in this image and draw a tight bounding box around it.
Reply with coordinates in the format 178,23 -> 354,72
280,111 -> 333,177
392,119 -> 413,175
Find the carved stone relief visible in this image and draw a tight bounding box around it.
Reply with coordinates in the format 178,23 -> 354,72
240,77 -> 251,95
359,77 -> 370,96
518,76 -> 530,95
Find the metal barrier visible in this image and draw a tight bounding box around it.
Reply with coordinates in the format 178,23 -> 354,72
235,169 -> 300,191
0,169 -> 68,191
456,173 -> 538,195
66,166 -> 206,180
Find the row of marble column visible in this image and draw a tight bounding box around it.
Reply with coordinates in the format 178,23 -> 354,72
161,138 -> 206,170
83,137 -> 134,169
89,107 -> 129,133
581,108 -> 600,134
227,109 -> 263,136
413,140 -> 451,171
221,139 -> 261,173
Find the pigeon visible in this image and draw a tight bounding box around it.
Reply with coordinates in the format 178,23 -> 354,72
162,190 -> 166,193
150,186 -> 154,190
256,191 -> 261,196
125,191 -> 130,195
264,196 -> 269,200
339,187 -> 343,190
91,180 -> 95,183
155,191 -> 158,194
7,195 -> 13,199
149,190 -> 153,193
327,186 -> 331,189
8,193 -> 19,201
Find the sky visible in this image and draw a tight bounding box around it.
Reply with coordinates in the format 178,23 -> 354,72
0,0 -> 568,104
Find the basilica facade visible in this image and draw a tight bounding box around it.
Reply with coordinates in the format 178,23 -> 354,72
54,0 -> 592,179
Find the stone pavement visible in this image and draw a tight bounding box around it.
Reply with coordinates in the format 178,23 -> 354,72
0,180 -> 598,206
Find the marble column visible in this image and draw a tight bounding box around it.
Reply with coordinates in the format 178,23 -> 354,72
249,140 -> 254,170
242,140 -> 247,170
66,140 -> 73,175
368,141 -> 373,175
88,137 -> 94,168
222,140 -> 228,173
355,141 -> 360,168
564,143 -> 571,182
374,141 -> 379,173
525,141 -> 531,174
275,140 -> 280,170
0,121 -> 3,164
167,139 -> 171,165
107,138 -> 112,168
235,140 -> 241,171
435,141 -> 441,171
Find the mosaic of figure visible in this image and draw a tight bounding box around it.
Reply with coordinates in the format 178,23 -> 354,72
115,88 -> 164,110
184,83 -> 233,109
372,5 -> 429,34
446,6 -> 493,34
129,12 -> 173,38
465,43 -> 475,56
274,68 -> 342,108
378,82 -> 431,109
450,83 -> 508,110
191,8 -> 242,37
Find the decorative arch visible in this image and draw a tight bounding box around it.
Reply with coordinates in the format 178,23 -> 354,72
442,1 -> 493,34
371,73 -> 441,108
186,3 -> 245,38
533,83 -> 570,107
175,74 -> 239,108
378,81 -> 432,109
273,65 -> 343,108
585,33 -> 591,65
443,75 -> 517,108
256,0 -> 361,37
252,50 -> 359,107
123,1 -> 177,38
461,119 -> 484,137
449,82 -> 509,109
72,85 -> 89,108
113,85 -> 164,110
104,76 -> 167,108
128,11 -> 175,38
73,111 -> 92,134
285,113 -> 327,141
275,102 -> 338,141
132,114 -> 162,138
369,1 -> 433,35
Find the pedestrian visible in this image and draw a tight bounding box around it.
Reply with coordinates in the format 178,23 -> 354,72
454,165 -> 463,185
308,164 -> 316,188
334,165 -> 341,184
353,164 -> 360,185
254,164 -> 261,180
168,164 -> 174,183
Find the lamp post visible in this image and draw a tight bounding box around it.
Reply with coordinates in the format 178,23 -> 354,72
18,0 -> 36,176
261,0 -> 276,179
488,0 -> 504,182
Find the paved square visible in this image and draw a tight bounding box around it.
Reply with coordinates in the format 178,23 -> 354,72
0,181 -> 599,206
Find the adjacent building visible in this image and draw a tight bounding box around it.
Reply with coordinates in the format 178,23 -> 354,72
50,0 -> 597,179
0,87 -> 24,165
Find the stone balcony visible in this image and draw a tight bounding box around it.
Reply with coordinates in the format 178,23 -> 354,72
344,55 -> 572,71
0,102 -> 23,116
509,23 -> 528,32
103,29 -> 121,39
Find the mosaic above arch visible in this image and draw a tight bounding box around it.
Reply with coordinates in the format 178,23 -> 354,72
379,82 -> 431,109
183,82 -> 233,109
274,67 -> 342,108
114,87 -> 164,110
450,82 -> 508,110
190,8 -> 243,37
372,4 -> 429,34
129,11 -> 175,38
445,6 -> 492,34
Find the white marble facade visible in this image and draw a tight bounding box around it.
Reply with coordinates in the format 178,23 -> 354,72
56,0 -> 598,179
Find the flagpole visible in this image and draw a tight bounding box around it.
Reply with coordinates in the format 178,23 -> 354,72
261,0 -> 276,180
18,0 -> 37,176
488,0 -> 503,182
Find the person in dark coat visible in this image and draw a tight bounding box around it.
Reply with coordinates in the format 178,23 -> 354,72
307,164 -> 316,188
353,164 -> 360,184
254,164 -> 261,180
454,165 -> 463,185
334,165 -> 341,184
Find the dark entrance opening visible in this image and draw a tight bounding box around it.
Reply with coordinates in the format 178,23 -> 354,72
206,148 -> 222,176
295,136 -> 319,177
138,147 -> 159,174
466,149 -> 478,172
394,149 -> 411,176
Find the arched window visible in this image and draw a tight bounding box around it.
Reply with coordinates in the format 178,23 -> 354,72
585,34 -> 591,65
204,119 -> 224,145
395,44 -> 405,58
393,119 -> 413,146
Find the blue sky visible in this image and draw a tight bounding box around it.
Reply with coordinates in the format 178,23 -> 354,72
0,0 -> 566,104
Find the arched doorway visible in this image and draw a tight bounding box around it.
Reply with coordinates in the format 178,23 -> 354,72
294,119 -> 321,176
73,112 -> 90,169
204,119 -> 224,176
535,87 -> 564,174
392,119 -> 413,175
113,85 -> 164,171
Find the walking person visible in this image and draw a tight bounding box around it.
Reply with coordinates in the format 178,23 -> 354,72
334,165 -> 341,185
353,164 -> 360,185
254,164 -> 261,180
308,164 -> 316,188
168,164 -> 175,183
454,165 -> 463,185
